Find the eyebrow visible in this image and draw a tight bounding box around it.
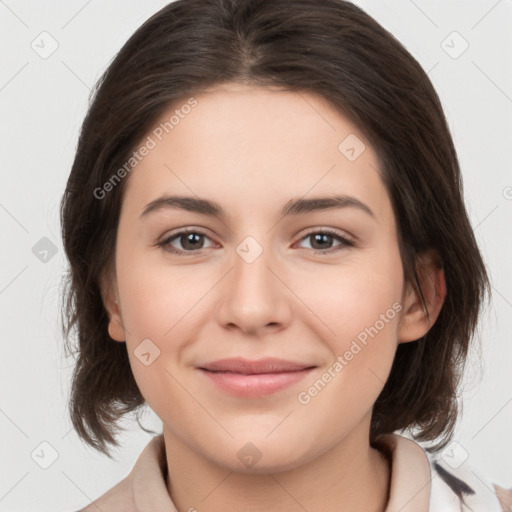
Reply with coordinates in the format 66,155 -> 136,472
140,194 -> 375,220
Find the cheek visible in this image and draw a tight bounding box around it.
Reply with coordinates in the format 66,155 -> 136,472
116,271 -> 202,404
295,247 -> 404,413
115,267 -> 199,417
294,303 -> 402,447
298,246 -> 404,351
115,239 -> 208,340
113,241 -> 200,397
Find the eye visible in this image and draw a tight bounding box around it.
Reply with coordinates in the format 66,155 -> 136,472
157,228 -> 355,256
157,229 -> 215,255
296,229 -> 355,254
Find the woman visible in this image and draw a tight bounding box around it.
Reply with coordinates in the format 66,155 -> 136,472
60,0 -> 511,510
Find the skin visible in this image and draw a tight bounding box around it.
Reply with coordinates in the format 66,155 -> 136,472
103,83 -> 445,512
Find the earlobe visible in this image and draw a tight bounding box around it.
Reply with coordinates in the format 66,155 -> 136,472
101,275 -> 127,342
398,250 -> 446,343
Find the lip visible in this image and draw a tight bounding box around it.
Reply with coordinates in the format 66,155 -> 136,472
197,357 -> 316,398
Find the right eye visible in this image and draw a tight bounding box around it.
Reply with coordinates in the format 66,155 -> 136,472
157,229 -> 216,255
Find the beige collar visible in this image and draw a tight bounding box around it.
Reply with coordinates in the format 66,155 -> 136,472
125,433 -> 432,511
378,433 -> 432,511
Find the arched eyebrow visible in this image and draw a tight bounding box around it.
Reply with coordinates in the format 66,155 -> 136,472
140,194 -> 375,220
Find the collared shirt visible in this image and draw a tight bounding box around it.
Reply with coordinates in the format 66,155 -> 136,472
76,433 -> 510,511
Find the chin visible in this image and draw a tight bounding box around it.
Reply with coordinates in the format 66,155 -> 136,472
203,436 -> 315,475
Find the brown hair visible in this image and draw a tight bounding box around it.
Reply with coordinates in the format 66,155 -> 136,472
60,0 -> 489,458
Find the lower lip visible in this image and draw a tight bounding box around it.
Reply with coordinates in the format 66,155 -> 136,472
198,368 -> 314,398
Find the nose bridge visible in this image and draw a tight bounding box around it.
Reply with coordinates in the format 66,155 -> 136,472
216,231 -> 290,333
232,232 -> 278,302
241,231 -> 272,270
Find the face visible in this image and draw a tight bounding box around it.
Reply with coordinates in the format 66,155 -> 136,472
104,83 -> 428,473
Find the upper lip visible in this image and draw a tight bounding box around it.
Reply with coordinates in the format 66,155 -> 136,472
198,357 -> 316,374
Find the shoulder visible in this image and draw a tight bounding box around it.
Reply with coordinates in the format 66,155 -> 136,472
377,433 -> 511,512
77,475 -> 136,512
425,446 -> 512,512
495,485 -> 512,512
71,434 -> 173,512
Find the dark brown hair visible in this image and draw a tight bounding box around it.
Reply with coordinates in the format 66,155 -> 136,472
60,0 -> 489,458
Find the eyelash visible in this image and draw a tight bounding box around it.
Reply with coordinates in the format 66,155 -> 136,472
156,228 -> 356,256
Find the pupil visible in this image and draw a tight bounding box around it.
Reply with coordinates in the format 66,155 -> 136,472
312,234 -> 331,249
183,233 -> 202,250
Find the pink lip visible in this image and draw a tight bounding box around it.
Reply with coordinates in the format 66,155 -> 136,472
197,358 -> 316,398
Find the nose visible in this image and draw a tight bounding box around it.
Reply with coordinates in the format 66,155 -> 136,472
215,237 -> 293,336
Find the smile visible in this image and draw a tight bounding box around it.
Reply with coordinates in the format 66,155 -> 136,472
197,367 -> 315,398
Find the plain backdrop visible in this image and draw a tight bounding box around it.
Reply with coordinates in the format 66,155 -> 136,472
1,1 -> 511,510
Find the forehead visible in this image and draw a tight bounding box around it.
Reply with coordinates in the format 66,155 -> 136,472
121,84 -> 391,223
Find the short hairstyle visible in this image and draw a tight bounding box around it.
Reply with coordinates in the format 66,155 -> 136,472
60,0 -> 490,458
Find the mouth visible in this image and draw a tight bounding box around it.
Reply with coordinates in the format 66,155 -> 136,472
197,358 -> 317,398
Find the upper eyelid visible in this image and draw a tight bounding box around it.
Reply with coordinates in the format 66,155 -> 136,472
159,227 -> 216,244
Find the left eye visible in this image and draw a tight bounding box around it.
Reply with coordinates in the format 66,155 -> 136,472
295,230 -> 355,253
157,229 -> 354,255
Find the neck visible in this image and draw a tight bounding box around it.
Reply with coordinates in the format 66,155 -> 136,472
164,422 -> 391,512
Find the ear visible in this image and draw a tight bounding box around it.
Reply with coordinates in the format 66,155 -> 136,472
398,250 -> 446,343
100,273 -> 127,342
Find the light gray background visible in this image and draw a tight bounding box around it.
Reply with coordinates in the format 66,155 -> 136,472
1,1 -> 511,510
